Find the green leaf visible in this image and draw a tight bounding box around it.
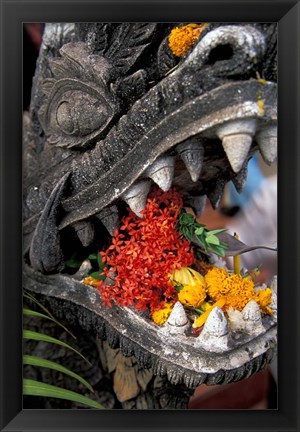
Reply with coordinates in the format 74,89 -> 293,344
23,379 -> 103,409
23,355 -> 94,393
205,234 -> 220,245
64,259 -> 82,269
208,244 -> 226,257
88,271 -> 105,280
23,308 -> 53,321
194,227 -> 204,236
87,253 -> 98,261
23,292 -> 76,340
23,330 -> 90,365
207,229 -> 227,235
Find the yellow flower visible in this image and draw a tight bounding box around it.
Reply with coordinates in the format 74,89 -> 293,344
170,266 -> 206,287
151,302 -> 173,325
255,288 -> 273,315
205,267 -> 230,301
170,266 -> 207,308
168,23 -> 207,57
178,284 -> 206,307
204,267 -> 272,314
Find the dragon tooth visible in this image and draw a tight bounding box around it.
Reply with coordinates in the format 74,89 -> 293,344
145,156 -> 175,191
196,307 -> 231,352
202,306 -> 229,337
232,164 -> 248,193
176,138 -> 204,182
256,125 -> 277,165
208,179 -> 225,209
216,119 -> 257,173
189,195 -> 207,217
72,220 -> 94,246
96,205 -> 119,236
242,300 -> 265,335
222,135 -> 252,173
162,302 -> 190,335
122,180 -> 151,217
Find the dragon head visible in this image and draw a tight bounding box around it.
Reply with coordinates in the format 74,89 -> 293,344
23,22 -> 277,391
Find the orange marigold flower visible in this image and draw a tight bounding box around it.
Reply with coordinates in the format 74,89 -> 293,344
204,266 -> 273,314
254,287 -> 273,315
205,267 -> 230,301
168,23 -> 207,57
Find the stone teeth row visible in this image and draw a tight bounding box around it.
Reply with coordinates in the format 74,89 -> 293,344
159,286 -> 277,353
73,120 -> 276,241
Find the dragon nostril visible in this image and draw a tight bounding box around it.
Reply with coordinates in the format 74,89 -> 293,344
207,43 -> 234,65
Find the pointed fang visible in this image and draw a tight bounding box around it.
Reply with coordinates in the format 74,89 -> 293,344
256,125 -> 277,165
222,134 -> 252,173
72,220 -> 94,246
162,302 -> 190,335
177,139 -> 204,182
191,195 -> 207,217
242,300 -> 265,335
217,119 -> 257,173
145,156 -> 175,191
96,205 -> 119,236
201,306 -> 228,337
122,180 -> 151,217
232,164 -> 248,193
208,180 -> 225,209
196,307 -> 231,352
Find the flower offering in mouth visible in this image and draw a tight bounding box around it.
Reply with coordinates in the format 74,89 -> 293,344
84,186 -> 273,330
97,188 -> 195,310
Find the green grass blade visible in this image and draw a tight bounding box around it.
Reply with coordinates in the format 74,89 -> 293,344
23,330 -> 91,365
23,308 -> 53,321
23,355 -> 94,393
23,292 -> 76,339
23,379 -> 103,409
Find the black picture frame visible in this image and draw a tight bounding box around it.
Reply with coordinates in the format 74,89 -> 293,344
1,0 -> 299,431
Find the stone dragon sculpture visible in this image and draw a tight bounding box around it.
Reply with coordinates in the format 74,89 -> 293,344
23,22 -> 277,408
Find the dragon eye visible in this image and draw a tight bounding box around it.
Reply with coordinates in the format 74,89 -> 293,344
39,79 -> 116,149
55,91 -> 110,136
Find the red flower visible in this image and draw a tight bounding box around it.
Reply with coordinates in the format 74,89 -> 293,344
97,188 -> 195,310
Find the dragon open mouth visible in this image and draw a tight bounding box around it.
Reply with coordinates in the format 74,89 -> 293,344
23,22 -> 277,391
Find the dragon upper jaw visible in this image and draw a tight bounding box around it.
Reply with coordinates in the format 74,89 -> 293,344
59,80 -> 276,230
